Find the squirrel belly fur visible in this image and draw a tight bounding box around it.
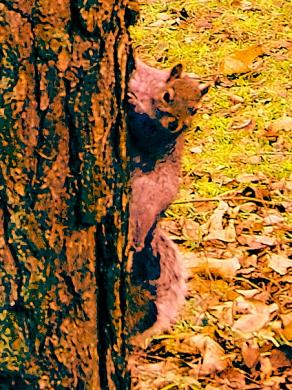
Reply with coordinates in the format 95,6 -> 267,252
127,60 -> 209,343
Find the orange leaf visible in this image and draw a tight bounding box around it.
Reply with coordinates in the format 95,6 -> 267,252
220,44 -> 264,75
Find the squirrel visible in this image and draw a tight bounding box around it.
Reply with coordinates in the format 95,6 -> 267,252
127,59 -> 209,344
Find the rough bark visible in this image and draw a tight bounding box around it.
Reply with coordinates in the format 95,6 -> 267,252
0,0 -> 134,388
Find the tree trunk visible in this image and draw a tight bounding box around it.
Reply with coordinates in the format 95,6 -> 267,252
0,0 -> 134,388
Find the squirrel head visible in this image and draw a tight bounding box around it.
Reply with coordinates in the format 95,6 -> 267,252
153,64 -> 209,133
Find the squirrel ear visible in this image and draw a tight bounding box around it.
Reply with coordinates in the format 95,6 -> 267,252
167,64 -> 183,81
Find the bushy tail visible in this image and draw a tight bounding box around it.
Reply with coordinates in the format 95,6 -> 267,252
129,228 -> 187,346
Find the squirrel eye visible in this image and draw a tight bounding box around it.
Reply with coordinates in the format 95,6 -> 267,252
163,92 -> 171,103
188,107 -> 197,115
168,120 -> 178,132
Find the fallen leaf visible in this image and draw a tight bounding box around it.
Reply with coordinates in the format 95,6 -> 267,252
189,335 -> 229,375
205,220 -> 237,243
270,349 -> 292,371
236,289 -> 260,298
181,219 -> 201,241
238,202 -> 258,213
260,355 -> 273,380
230,103 -> 242,113
232,298 -> 278,333
185,252 -> 241,279
209,301 -> 234,326
262,376 -> 287,388
267,254 -> 292,275
153,12 -> 170,21
263,214 -> 284,225
220,44 -> 264,75
282,321 -> 292,341
190,146 -> 203,154
255,235 -> 277,246
149,13 -> 179,27
236,173 -> 264,183
263,126 -> 279,142
248,155 -> 263,164
280,314 -> 292,327
233,314 -> 268,333
241,339 -> 260,368
238,234 -> 276,249
202,201 -> 237,242
240,254 -> 258,268
230,94 -> 244,104
231,118 -> 253,129
269,116 -> 292,132
160,219 -> 181,237
217,368 -> 247,388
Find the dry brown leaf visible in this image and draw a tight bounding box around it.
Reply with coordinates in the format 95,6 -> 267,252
231,0 -> 256,10
255,235 -> 277,246
233,314 -> 268,333
160,219 -> 182,240
190,146 -> 203,154
236,172 -> 265,183
270,349 -> 292,371
209,302 -> 234,326
185,252 -> 241,279
232,297 -> 278,333
205,220 -> 237,242
202,201 -> 237,243
236,289 -> 260,298
149,13 -> 179,27
263,214 -> 284,225
267,254 -> 292,275
240,254 -> 258,268
238,202 -> 258,213
282,321 -> 292,341
260,355 -> 273,380
241,339 -> 260,368
262,376 -> 287,388
231,118 -> 254,130
248,155 -> 263,165
220,44 -> 264,75
280,314 -> 292,327
269,116 -> 292,132
234,297 -> 278,314
270,177 -> 288,191
202,200 -> 228,230
181,219 -> 201,241
230,102 -> 243,113
189,335 -> 229,375
239,234 -> 277,249
130,359 -> 180,390
230,94 -> 244,104
218,368 -> 247,388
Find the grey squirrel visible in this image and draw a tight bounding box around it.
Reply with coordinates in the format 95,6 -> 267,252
127,60 -> 209,343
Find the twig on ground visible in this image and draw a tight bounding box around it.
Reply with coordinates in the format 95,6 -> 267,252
174,196 -> 285,206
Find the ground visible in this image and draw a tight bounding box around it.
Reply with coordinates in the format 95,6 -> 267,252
130,1 -> 292,389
